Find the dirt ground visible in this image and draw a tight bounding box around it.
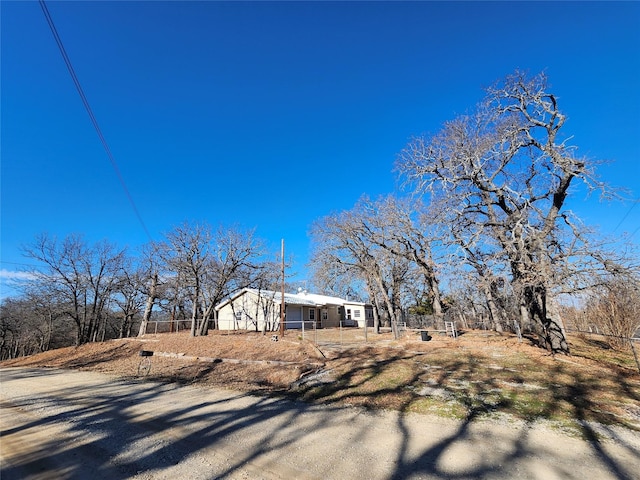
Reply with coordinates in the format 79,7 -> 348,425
0,328 -> 630,388
3,367 -> 639,480
2,328 -> 639,428
2,329 -> 640,479
2,330 -> 324,391
0,329 -> 544,391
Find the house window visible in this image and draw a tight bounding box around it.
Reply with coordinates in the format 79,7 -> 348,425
346,309 -> 352,320
366,309 -> 373,319
322,309 -> 328,321
309,308 -> 315,320
354,310 -> 361,318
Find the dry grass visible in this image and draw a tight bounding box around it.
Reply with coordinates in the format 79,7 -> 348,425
3,329 -> 639,433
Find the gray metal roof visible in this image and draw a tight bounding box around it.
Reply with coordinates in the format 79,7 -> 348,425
215,288 -> 367,310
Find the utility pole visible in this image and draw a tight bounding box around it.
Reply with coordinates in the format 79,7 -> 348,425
279,239 -> 285,338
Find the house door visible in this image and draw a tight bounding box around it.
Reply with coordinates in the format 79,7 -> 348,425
286,306 -> 302,329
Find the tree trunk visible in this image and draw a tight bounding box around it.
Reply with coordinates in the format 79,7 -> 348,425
170,305 -> 177,333
190,284 -> 201,337
137,274 -> 158,337
373,307 -> 380,334
364,282 -> 381,334
541,296 -> 569,354
525,285 -> 569,354
429,276 -> 443,320
45,311 -> 53,351
483,284 -> 503,333
519,303 -> 529,330
190,302 -> 197,336
198,305 -> 214,336
73,316 -> 83,347
374,277 -> 399,335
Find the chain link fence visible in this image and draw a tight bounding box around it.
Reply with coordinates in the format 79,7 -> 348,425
566,328 -> 640,373
140,318 -> 639,373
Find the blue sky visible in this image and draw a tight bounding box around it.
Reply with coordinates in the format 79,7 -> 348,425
1,1 -> 639,297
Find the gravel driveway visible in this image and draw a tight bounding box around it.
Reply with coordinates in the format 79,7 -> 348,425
1,367 -> 639,479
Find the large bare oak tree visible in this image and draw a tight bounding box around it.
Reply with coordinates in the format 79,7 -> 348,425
397,71 -> 610,354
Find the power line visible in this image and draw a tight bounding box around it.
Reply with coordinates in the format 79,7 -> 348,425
0,260 -> 42,268
39,0 -> 152,241
613,197 -> 640,233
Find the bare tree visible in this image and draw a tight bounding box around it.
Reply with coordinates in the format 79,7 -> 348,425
451,231 -> 509,333
310,206 -> 415,334
310,251 -> 368,302
354,195 -> 445,320
22,234 -> 86,346
197,226 -> 268,335
136,242 -> 165,337
583,276 -> 640,348
397,71 -> 615,354
22,233 -> 125,346
158,222 -> 271,337
160,222 -> 211,337
113,260 -> 146,339
0,295 -> 71,359
152,264 -> 191,335
0,298 -> 36,358
26,287 -> 73,351
83,240 -> 126,343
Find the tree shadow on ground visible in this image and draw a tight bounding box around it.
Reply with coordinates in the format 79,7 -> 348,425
1,367 -> 340,479
2,341 -> 639,480
291,344 -> 640,480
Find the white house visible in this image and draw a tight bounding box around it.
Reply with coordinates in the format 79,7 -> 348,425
215,288 -> 373,331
